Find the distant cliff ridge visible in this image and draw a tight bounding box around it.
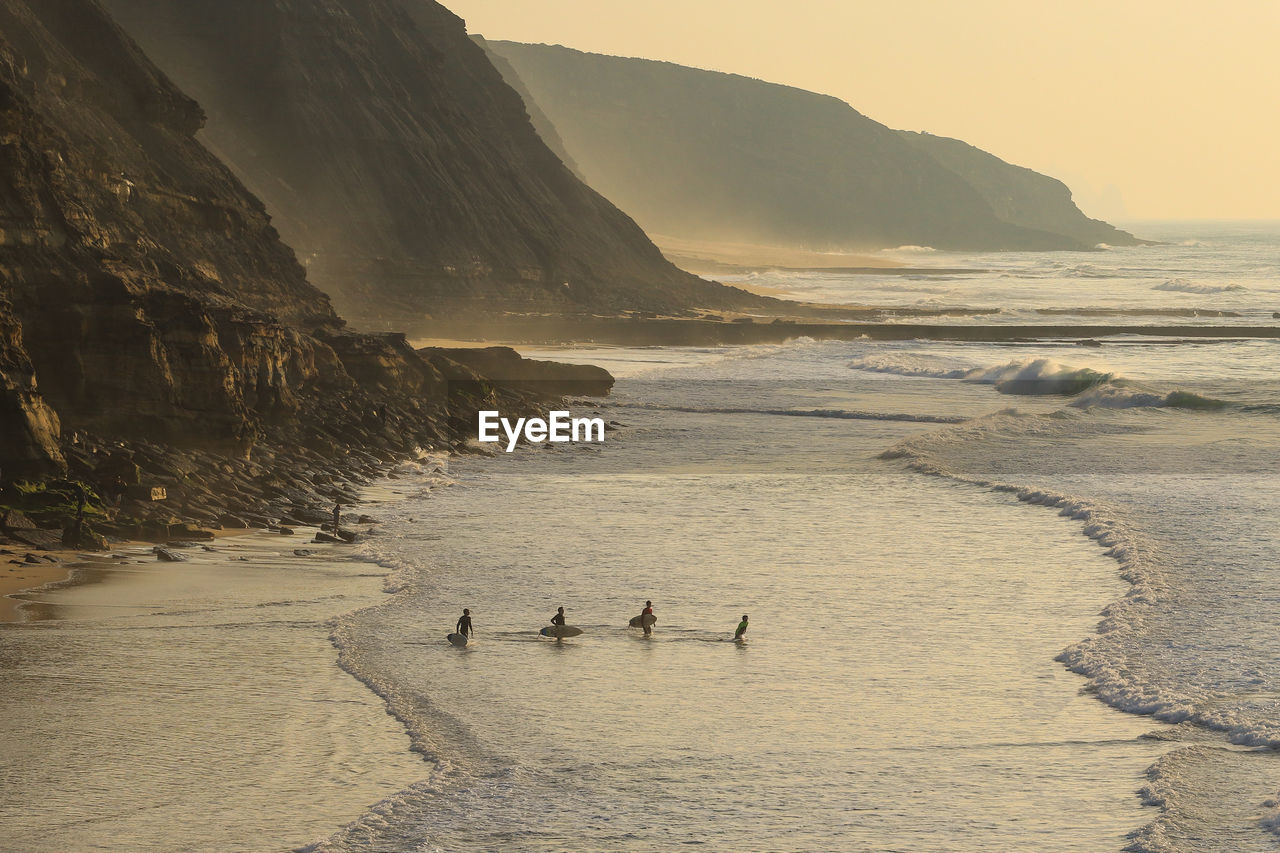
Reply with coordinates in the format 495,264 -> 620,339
483,41 -> 1142,253
895,131 -> 1136,250
98,0 -> 770,325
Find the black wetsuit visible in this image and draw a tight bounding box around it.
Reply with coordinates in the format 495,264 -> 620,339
456,615 -> 472,637
552,611 -> 566,626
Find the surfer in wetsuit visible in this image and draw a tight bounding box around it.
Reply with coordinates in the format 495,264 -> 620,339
551,606 -> 566,627
734,614 -> 748,640
641,600 -> 654,636
456,608 -> 473,638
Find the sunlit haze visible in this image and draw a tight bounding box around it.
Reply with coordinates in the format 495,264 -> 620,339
449,0 -> 1280,221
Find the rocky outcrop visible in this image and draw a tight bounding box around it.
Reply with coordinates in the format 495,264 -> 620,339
98,0 -> 773,325
419,346 -> 614,398
483,41 -> 1143,253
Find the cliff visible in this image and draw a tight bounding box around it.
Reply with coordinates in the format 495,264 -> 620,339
97,0 -> 770,326
896,131 -> 1138,249
483,41 -> 1142,253
0,0 -> 611,542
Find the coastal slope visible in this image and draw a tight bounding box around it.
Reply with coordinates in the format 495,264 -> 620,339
897,130 -> 1137,249
97,0 -> 771,326
482,41 -> 1141,253
0,0 -> 604,540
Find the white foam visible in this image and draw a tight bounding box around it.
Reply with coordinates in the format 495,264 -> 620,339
1152,278 -> 1247,294
881,411 -> 1280,753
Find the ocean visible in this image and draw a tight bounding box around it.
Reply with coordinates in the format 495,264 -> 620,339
2,222 -> 1278,851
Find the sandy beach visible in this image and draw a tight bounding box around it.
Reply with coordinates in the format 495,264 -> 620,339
0,556 -> 73,621
0,510 -> 432,852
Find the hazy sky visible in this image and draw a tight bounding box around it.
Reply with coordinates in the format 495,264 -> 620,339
447,0 -> 1279,221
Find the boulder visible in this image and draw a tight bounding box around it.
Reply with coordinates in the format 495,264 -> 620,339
61,522 -> 108,551
1,510 -> 36,530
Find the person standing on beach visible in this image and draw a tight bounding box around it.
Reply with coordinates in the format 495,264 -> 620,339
332,502 -> 341,535
734,614 -> 749,640
456,608 -> 473,638
641,600 -> 655,636
551,606 -> 566,627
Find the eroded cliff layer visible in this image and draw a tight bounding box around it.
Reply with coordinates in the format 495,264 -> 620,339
484,41 -> 1141,253
99,0 -> 766,326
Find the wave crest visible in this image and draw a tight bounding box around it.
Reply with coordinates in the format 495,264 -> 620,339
1152,278 -> 1247,294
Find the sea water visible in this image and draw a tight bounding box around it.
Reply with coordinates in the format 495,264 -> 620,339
3,223 -> 1279,851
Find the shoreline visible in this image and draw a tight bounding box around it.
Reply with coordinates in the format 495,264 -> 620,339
413,316 -> 1280,347
0,517 -> 431,851
0,528 -> 264,623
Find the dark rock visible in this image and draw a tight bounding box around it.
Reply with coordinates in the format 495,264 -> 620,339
218,514 -> 249,529
172,526 -> 215,541
278,527 -> 295,536
154,548 -> 187,562
337,530 -> 358,543
62,522 -> 108,551
419,347 -> 614,399
1,510 -> 36,531
312,532 -> 343,544
292,549 -> 314,557
357,515 -> 377,524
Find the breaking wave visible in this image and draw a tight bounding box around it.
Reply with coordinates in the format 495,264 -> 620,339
1152,278 -> 1247,294
880,411 -> 1280,751
849,354 -> 1227,408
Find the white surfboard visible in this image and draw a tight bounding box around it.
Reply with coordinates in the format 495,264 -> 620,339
447,632 -> 469,647
540,625 -> 584,638
628,613 -> 657,629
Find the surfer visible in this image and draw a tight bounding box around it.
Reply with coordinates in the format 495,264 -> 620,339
641,600 -> 654,636
456,608 -> 473,638
734,614 -> 748,640
551,606 -> 566,627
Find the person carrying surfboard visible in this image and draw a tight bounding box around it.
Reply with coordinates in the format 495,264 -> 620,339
735,614 -> 748,640
456,608 -> 473,638
641,600 -> 654,636
551,606 -> 566,627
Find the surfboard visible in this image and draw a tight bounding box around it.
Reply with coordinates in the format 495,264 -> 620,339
447,632 -> 468,647
540,625 -> 584,638
628,613 -> 658,628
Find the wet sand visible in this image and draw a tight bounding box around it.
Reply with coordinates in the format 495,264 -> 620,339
0,523 -> 430,851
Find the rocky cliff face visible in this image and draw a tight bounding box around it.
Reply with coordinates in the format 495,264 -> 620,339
98,0 -> 767,326
0,0 -> 611,539
0,296 -> 63,478
484,41 -> 1142,253
0,0 -> 340,451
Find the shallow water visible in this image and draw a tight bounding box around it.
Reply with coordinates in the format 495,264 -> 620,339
314,364 -> 1170,851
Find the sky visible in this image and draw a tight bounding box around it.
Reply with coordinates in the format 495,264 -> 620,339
446,0 -> 1279,221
